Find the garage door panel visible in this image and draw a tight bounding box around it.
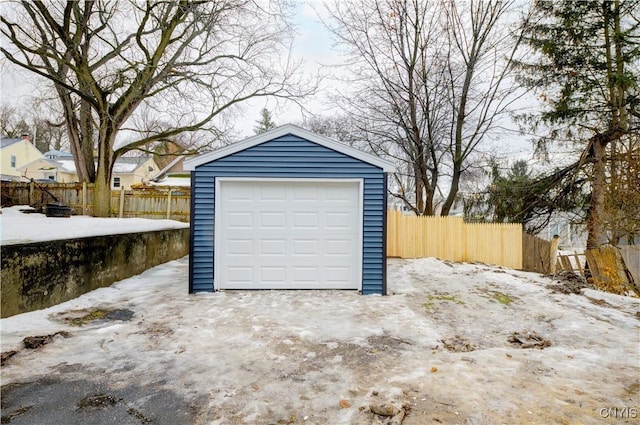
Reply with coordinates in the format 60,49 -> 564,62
292,185 -> 318,200
227,239 -> 253,256
292,212 -> 320,229
260,185 -> 286,200
216,179 -> 361,290
293,267 -> 319,283
260,266 -> 286,282
259,212 -> 286,229
325,239 -> 353,256
226,212 -> 253,228
292,239 -> 319,256
325,185 -> 356,201
326,267 -> 351,284
226,184 -> 254,200
325,212 -> 353,229
260,239 -> 286,255
226,266 -> 253,283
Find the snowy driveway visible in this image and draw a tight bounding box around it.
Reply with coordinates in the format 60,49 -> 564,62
1,257 -> 639,424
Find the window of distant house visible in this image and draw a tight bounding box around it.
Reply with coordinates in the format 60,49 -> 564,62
10,155 -> 16,168
113,177 -> 121,188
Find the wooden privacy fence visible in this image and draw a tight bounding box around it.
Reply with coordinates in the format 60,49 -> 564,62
522,231 -> 638,296
111,186 -> 190,221
1,181 -> 190,222
619,245 -> 640,286
555,245 -> 639,296
387,210 -> 523,269
1,181 -> 92,215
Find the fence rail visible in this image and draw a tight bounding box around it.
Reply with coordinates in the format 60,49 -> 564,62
387,210 -> 523,269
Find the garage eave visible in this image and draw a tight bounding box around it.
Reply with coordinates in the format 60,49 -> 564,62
184,124 -> 396,173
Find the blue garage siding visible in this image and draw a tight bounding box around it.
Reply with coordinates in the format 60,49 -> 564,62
190,134 -> 386,294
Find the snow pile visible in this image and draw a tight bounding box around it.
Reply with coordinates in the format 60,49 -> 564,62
0,206 -> 189,245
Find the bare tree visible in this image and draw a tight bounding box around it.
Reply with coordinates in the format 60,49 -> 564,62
0,105 -> 25,137
300,114 -> 363,148
325,0 -> 530,215
0,103 -> 68,151
2,1 -> 310,216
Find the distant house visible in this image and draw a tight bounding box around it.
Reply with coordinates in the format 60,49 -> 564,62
111,156 -> 159,189
43,150 -> 74,160
150,156 -> 190,187
17,157 -> 78,183
16,153 -> 159,189
539,213 -> 588,252
0,134 -> 43,181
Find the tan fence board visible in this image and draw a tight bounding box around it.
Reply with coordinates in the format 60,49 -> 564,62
387,210 -> 522,269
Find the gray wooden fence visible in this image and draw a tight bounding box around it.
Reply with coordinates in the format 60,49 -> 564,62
619,245 -> 640,285
1,181 -> 190,222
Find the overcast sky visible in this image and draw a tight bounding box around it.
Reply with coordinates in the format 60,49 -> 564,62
0,0 -> 534,160
0,0 -> 338,139
241,0 -> 341,136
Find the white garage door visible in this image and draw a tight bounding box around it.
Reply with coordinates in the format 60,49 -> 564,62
215,179 -> 362,290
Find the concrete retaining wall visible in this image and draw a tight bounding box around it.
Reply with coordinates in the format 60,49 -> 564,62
1,228 -> 190,318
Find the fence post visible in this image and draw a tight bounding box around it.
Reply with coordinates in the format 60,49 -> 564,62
82,181 -> 87,216
29,180 -> 35,206
548,235 -> 560,274
166,188 -> 172,219
119,188 -> 125,218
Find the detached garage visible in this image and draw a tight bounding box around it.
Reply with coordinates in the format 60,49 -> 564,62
184,125 -> 395,295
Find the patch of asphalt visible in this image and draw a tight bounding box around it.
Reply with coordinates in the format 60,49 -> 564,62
1,376 -> 197,425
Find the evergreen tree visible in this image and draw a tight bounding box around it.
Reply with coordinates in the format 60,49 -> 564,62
515,0 -> 639,248
254,108 -> 276,134
471,160 -> 588,234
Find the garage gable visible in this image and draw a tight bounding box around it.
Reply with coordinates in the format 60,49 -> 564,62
188,125 -> 394,295
184,124 -> 395,172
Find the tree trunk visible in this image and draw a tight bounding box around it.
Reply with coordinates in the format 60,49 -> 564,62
441,164 -> 460,216
586,139 -> 607,249
59,89 -> 96,183
93,168 -> 111,217
93,128 -> 115,217
414,167 -> 424,214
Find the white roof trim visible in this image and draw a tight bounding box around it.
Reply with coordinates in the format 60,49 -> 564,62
183,124 -> 396,172
16,157 -> 59,171
152,155 -> 185,181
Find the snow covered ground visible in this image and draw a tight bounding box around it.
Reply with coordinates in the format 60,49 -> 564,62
0,206 -> 189,245
2,256 -> 638,424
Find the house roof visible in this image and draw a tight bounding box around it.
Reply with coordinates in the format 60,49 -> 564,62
44,150 -> 73,158
1,137 -> 22,149
17,156 -> 155,175
16,157 -> 76,174
152,155 -> 185,181
112,156 -> 155,174
183,124 -> 396,172
151,176 -> 191,187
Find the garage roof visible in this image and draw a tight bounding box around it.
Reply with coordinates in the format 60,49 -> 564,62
184,124 -> 396,172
